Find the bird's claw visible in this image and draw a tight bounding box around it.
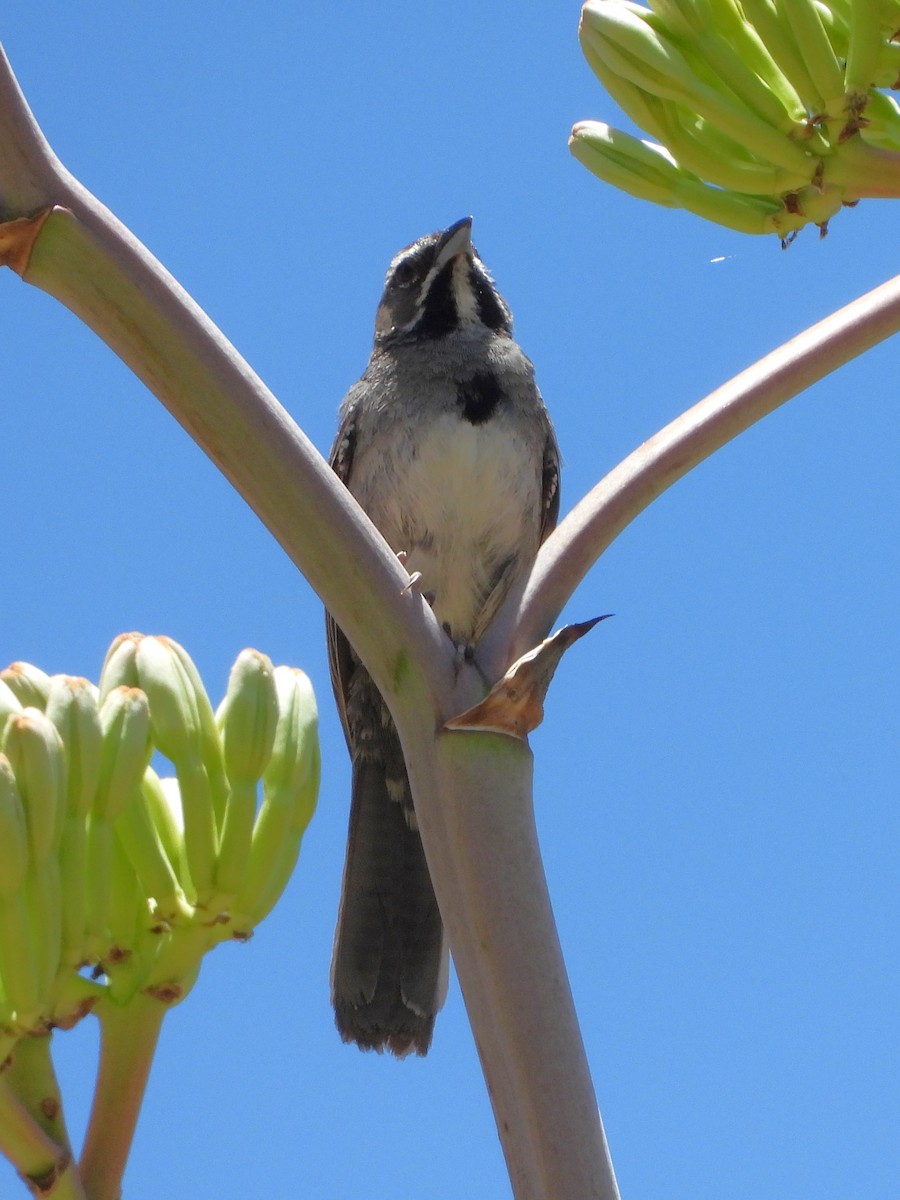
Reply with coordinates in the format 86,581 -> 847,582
401,570 -> 423,596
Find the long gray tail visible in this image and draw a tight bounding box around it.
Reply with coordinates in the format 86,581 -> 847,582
330,684 -> 447,1056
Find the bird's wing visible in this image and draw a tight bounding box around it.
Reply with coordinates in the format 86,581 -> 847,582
325,394 -> 360,751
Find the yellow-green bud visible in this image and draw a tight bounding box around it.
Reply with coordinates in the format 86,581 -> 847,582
2,709 -> 67,864
0,756 -> 29,899
45,675 -> 103,819
98,632 -> 141,699
217,650 -> 278,787
141,771 -> 185,870
232,669 -> 320,928
160,638 -> 229,829
0,662 -> 51,710
44,679 -> 104,969
97,688 -> 152,823
265,668 -> 320,815
0,680 -> 22,741
119,640 -> 218,903
214,651 -> 279,899
132,637 -> 203,762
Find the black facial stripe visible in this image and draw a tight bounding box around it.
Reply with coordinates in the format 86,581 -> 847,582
416,263 -> 458,337
457,370 -> 503,425
471,269 -> 510,332
390,243 -> 435,289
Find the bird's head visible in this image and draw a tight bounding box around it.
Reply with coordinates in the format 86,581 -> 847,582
373,217 -> 512,345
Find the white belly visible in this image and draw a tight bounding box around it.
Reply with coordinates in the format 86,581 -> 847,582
354,411 -> 542,643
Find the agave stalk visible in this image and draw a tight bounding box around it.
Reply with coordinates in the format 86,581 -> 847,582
3,27 -> 900,1200
78,993 -> 166,1200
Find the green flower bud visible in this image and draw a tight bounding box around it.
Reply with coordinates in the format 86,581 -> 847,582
265,668 -> 320,813
126,639 -> 218,905
141,770 -> 188,886
0,756 -> 28,900
97,688 -> 152,823
214,650 -> 279,899
0,662 -> 51,710
114,782 -> 191,924
46,678 -> 103,972
161,637 -> 229,820
217,650 -> 278,786
98,632 -> 141,698
83,688 -> 153,959
0,711 -> 66,1012
0,886 -> 41,1028
233,668 -> 319,928
2,709 -> 67,864
45,676 -> 103,820
130,638 -> 202,762
0,679 -> 22,739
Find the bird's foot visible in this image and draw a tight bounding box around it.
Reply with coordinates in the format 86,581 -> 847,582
441,627 -> 477,677
397,552 -> 435,604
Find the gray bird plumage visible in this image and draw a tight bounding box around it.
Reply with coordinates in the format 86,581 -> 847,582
328,218 -> 559,1055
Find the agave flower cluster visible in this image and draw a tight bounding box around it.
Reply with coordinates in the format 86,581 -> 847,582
572,0 -> 900,238
0,635 -> 319,1059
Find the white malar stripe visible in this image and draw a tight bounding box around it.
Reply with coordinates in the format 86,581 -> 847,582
452,256 -> 479,325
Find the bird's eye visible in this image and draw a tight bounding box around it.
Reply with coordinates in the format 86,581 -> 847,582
392,261 -> 417,287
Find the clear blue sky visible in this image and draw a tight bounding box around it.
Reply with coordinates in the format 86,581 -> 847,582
1,5 -> 898,1198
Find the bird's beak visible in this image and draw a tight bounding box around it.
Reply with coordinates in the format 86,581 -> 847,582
434,216 -> 473,271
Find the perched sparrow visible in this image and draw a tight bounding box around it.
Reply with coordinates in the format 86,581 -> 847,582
328,218 -> 559,1055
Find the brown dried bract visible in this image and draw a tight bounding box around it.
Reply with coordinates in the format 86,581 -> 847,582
445,617 -> 608,740
0,208 -> 53,275
22,1149 -> 71,1196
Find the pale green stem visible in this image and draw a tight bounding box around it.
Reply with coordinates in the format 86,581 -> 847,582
827,137 -> 900,199
420,732 -> 620,1199
0,1072 -> 85,1197
79,995 -> 165,1200
4,1032 -> 73,1153
43,1161 -> 89,1200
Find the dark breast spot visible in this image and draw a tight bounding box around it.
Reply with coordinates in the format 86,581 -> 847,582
457,371 -> 503,425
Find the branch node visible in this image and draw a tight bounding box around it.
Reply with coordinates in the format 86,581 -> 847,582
0,207 -> 53,275
446,616 -> 610,739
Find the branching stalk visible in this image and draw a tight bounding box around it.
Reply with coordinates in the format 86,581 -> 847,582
79,996 -> 166,1200
0,1072 -> 84,1198
0,44 -> 452,730
4,1033 -> 73,1154
827,137 -> 900,197
494,270 -> 900,667
2,30 -> 899,1200
424,733 -> 619,1200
